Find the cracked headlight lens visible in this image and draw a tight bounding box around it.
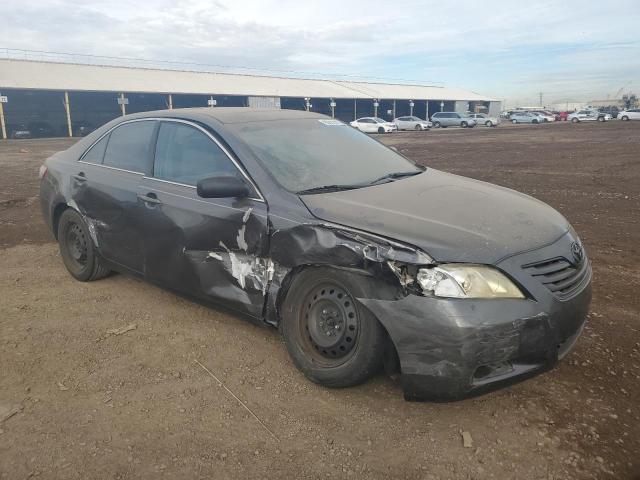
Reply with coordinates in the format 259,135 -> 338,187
416,264 -> 524,299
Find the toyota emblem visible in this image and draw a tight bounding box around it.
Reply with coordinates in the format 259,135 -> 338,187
571,241 -> 584,263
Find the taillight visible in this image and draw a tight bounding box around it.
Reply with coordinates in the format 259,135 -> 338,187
38,164 -> 48,180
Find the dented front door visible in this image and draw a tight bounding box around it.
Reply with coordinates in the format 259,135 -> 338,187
137,177 -> 269,317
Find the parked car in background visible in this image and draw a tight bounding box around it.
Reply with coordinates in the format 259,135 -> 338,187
73,122 -> 95,137
431,112 -> 477,128
554,111 -> 570,121
468,113 -> 500,127
393,116 -> 432,131
509,112 -> 544,124
599,106 -> 619,119
9,123 -> 32,139
618,109 -> 640,121
39,107 -> 591,401
568,110 -> 610,123
531,111 -> 555,122
351,117 -> 397,133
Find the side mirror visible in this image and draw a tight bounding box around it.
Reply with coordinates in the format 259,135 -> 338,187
197,174 -> 250,198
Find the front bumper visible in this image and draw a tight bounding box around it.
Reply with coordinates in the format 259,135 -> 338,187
358,233 -> 592,401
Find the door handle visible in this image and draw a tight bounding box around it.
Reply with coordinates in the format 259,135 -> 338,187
137,193 -> 162,205
72,172 -> 87,182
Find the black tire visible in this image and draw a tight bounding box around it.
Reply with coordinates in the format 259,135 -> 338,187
415,124 -> 422,131
57,209 -> 110,282
598,116 -> 605,122
460,121 -> 468,128
377,127 -> 384,134
485,120 -> 493,127
433,121 -> 441,128
280,267 -> 386,388
571,117 -> 579,123
532,119 -> 539,124
622,115 -> 629,121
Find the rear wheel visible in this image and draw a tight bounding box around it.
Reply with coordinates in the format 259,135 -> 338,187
598,116 -> 605,122
571,117 -> 579,123
485,120 -> 493,127
511,119 -> 517,124
280,268 -> 385,387
460,121 -> 468,128
532,119 -> 539,124
57,209 -> 110,282
377,127 -> 384,134
415,124 -> 422,131
433,121 -> 441,128
622,115 -> 629,121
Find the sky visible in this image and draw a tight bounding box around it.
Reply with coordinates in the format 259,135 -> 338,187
2,0 -> 640,106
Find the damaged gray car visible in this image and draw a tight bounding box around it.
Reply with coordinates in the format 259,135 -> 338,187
39,108 -> 591,401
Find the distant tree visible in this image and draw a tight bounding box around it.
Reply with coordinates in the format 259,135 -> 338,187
622,93 -> 638,109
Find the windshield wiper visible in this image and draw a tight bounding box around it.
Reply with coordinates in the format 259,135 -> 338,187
366,170 -> 422,186
296,184 -> 363,195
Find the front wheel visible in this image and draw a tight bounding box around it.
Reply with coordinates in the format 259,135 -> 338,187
598,116 -> 605,122
280,268 -> 386,388
377,127 -> 384,134
532,119 -> 539,124
571,117 -> 579,123
57,209 -> 110,282
460,121 -> 468,128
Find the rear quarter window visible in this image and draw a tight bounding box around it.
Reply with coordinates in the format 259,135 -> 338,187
81,134 -> 109,164
103,121 -> 157,174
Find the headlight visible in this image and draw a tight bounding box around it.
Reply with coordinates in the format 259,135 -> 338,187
416,264 -> 524,299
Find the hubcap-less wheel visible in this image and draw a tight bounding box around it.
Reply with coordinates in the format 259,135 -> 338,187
301,283 -> 359,364
65,222 -> 88,269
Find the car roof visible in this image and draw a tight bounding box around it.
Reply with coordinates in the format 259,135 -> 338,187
119,107 -> 327,125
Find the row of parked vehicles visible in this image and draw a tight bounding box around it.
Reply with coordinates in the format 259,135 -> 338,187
350,112 -> 501,133
503,107 -> 640,124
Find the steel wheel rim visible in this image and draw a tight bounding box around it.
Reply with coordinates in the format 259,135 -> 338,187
299,282 -> 359,366
65,221 -> 88,268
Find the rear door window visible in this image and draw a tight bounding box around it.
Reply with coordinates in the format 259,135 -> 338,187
103,121 -> 157,174
153,121 -> 239,186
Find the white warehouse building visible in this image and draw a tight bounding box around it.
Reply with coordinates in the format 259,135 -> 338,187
0,58 -> 500,139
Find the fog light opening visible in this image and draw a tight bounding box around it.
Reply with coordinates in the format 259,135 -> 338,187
473,362 -> 514,381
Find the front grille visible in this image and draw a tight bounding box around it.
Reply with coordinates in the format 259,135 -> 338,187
522,256 -> 590,298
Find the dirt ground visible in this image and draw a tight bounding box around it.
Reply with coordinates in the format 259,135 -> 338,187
1,121 -> 638,480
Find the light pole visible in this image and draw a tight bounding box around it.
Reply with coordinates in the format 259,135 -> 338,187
305,97 -> 311,111
373,99 -> 379,118
330,99 -> 336,118
409,100 -> 414,117
440,101 -> 444,112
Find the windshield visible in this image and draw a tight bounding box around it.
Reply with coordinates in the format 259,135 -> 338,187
231,119 -> 422,193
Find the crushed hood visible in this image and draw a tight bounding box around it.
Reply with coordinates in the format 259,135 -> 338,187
300,169 -> 569,264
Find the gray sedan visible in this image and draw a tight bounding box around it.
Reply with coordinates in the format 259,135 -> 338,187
393,116 -> 432,131
509,112 -> 543,124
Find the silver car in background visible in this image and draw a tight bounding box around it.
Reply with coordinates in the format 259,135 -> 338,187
568,110 -> 610,123
393,116 -> 432,131
350,117 -> 397,134
510,112 -> 544,124
431,112 -> 477,128
468,113 -> 500,127
618,109 -> 640,121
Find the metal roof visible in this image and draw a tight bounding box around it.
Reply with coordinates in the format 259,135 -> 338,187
0,59 -> 496,102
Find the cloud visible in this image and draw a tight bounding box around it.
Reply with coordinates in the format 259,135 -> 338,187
1,0 -> 639,102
